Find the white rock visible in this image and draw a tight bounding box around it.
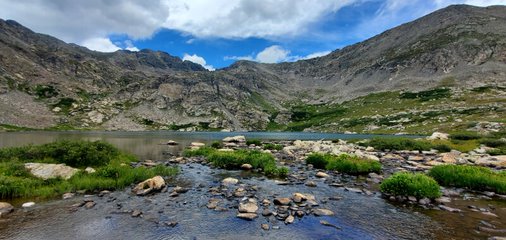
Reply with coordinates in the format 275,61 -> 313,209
222,177 -> 239,185
427,132 -> 449,140
132,176 -> 166,196
22,202 -> 35,208
24,163 -> 79,180
222,136 -> 246,143
85,167 -> 96,174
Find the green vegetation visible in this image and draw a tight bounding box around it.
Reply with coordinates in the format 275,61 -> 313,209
34,85 -> 58,99
400,88 -> 451,101
450,132 -> 481,140
0,140 -> 177,199
210,141 -> 223,149
428,165 -> 506,194
488,148 -> 506,156
263,143 -> 283,151
306,153 -> 381,175
184,147 -> 288,177
359,138 -> 434,151
246,139 -> 262,146
380,172 -> 441,199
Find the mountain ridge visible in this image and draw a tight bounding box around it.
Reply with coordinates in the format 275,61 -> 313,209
0,4 -> 505,133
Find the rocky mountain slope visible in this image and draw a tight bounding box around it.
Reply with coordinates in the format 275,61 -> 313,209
0,4 -> 505,133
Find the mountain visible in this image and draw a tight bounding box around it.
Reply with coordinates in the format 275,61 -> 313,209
0,4 -> 505,133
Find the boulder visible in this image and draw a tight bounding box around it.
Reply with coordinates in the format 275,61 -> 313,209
24,163 -> 79,180
85,167 -> 96,174
238,202 -> 258,213
222,136 -> 246,143
132,176 -> 166,196
274,197 -> 292,205
22,202 -> 35,208
0,202 -> 14,215
315,172 -> 329,178
427,132 -> 449,140
222,177 -> 239,185
241,164 -> 253,170
313,208 -> 335,216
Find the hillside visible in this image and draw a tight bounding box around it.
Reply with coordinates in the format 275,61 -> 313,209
0,4 -> 505,133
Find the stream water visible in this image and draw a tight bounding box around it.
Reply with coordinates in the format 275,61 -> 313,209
0,131 -> 504,240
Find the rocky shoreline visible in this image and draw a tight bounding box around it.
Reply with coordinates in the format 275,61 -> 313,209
1,137 -> 505,239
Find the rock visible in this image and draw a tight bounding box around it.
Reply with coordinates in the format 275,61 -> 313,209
482,212 -> 498,217
190,142 -> 205,148
164,221 -> 178,227
234,187 -> 246,197
365,146 -> 375,152
315,172 -> 329,178
261,223 -> 270,230
438,205 -> 461,212
24,163 -> 79,180
427,132 -> 449,140
408,196 -> 417,202
273,198 -> 292,206
85,167 -> 96,174
418,198 -> 431,205
313,208 -> 335,216
262,209 -> 272,216
173,186 -> 189,193
131,210 -> 142,217
320,220 -> 341,230
207,199 -> 220,209
262,199 -> 271,206
131,176 -> 166,196
222,177 -> 239,185
435,197 -> 452,203
241,164 -> 253,170
292,193 -> 307,203
222,136 -> 246,143
441,152 -> 458,164
22,202 -> 35,208
408,155 -> 424,161
239,201 -> 258,213
62,192 -> 75,200
0,202 -> 14,215
305,181 -> 317,187
236,213 -> 258,220
84,201 -> 96,209
285,215 -> 295,224
166,140 -> 178,145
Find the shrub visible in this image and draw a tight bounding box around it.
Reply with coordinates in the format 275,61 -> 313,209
0,140 -> 121,167
428,165 -> 506,194
450,132 -> 481,141
480,139 -> 506,148
210,141 -> 223,149
360,138 -> 433,151
306,153 -> 381,174
400,88 -> 451,101
263,143 -> 283,151
246,139 -> 262,146
306,153 -> 330,169
185,148 -> 287,177
326,154 -> 381,175
433,144 -> 451,153
380,172 -> 441,199
487,147 -> 506,156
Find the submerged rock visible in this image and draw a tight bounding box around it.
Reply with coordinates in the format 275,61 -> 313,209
0,202 -> 14,215
132,176 -> 166,196
313,208 -> 335,216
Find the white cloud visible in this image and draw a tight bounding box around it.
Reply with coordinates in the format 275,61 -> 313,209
225,46 -> 331,63
186,38 -> 195,44
81,37 -> 121,52
182,53 -> 215,71
124,40 -> 139,51
255,45 -> 291,63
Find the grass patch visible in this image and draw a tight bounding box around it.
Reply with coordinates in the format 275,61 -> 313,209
0,141 -> 177,199
380,172 -> 441,199
487,147 -> 506,156
306,153 -> 381,175
184,148 -> 288,177
246,139 -> 262,146
210,141 -> 223,149
450,132 -> 481,141
428,165 -> 506,194
400,88 -> 451,101
360,138 -> 434,151
263,143 -> 283,151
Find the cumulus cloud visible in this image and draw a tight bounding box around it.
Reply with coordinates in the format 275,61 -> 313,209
225,46 -> 331,63
182,53 -> 215,71
81,37 -> 121,52
124,40 -> 140,51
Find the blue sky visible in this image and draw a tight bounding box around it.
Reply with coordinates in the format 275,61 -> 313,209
1,0 -> 505,70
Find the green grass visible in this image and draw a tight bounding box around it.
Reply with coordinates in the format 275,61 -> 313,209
380,172 -> 441,199
487,147 -> 506,156
263,143 -> 283,151
306,153 -> 381,175
428,165 -> 506,194
450,131 -> 481,141
360,138 -> 434,151
0,141 -> 177,199
400,88 -> 451,101
184,148 -> 288,177
246,139 -> 262,146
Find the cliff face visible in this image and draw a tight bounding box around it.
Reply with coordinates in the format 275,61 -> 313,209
0,5 -> 505,131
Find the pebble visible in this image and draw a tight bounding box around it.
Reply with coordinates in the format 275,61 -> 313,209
261,223 -> 270,230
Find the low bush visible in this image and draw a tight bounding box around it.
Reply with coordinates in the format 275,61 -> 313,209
263,143 -> 283,151
360,138 -> 433,151
450,132 -> 481,141
184,148 -> 288,177
487,147 -> 506,156
306,153 -> 381,175
428,165 -> 506,194
210,141 -> 223,149
0,140 -> 121,167
326,154 -> 381,174
480,138 -> 506,148
0,141 -> 177,199
246,139 -> 262,146
380,172 -> 441,199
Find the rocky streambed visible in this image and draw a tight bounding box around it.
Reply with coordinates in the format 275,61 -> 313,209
1,138 -> 505,240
